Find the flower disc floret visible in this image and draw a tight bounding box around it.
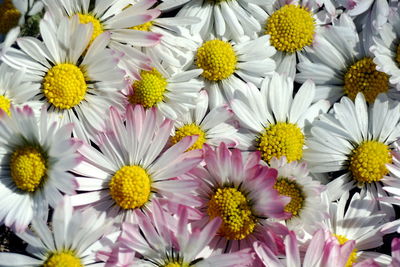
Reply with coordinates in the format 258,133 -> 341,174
0,0 -> 21,34
129,68 -> 168,108
0,95 -> 11,115
170,124 -> 206,150
349,140 -> 392,183
196,40 -> 237,81
77,13 -> 104,45
44,251 -> 83,267
265,4 -> 315,53
10,146 -> 47,192
344,57 -> 388,103
274,177 -> 304,217
43,63 -> 87,110
333,234 -> 358,267
130,21 -> 153,31
207,187 -> 256,240
163,262 -> 189,267
256,122 -> 304,163
109,165 -> 151,210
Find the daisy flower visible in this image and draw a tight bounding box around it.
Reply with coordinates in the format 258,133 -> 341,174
0,105 -> 81,232
269,157 -> 326,234
321,192 -> 392,266
125,62 -> 203,120
0,196 -> 113,266
371,3 -> 400,87
253,229 -> 356,267
169,90 -> 238,151
1,14 -> 125,142
101,200 -> 253,267
70,104 -> 203,224
231,73 -> 329,164
0,0 -> 43,40
187,34 -> 276,108
303,93 -> 400,211
251,0 -> 338,78
186,143 -> 290,253
296,13 -> 396,104
0,63 -> 42,115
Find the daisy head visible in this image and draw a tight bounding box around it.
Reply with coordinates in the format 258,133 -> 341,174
70,105 -> 203,224
0,105 -> 81,232
269,157 -> 326,233
102,200 -> 253,267
1,14 -> 125,142
304,93 -> 400,202
231,73 -> 329,164
191,35 -> 276,108
296,13 -> 396,104
0,196 -> 113,266
186,143 -> 290,252
170,90 -> 237,151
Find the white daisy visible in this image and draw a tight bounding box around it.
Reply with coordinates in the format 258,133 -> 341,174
1,14 -> 125,142
0,105 -> 81,233
231,73 -> 329,164
169,90 -> 238,150
0,196 -> 113,266
296,13 -> 397,104
303,93 -> 400,217
70,105 -> 203,224
124,63 -> 203,120
322,191 -> 392,266
269,156 -> 326,235
186,34 -> 276,108
371,3 -> 400,87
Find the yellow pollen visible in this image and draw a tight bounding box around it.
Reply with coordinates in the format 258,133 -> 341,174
333,234 -> 358,267
0,0 -> 21,35
196,40 -> 237,81
130,21 -> 153,31
10,146 -> 46,192
396,43 -> 400,67
109,165 -> 151,210
274,177 -> 304,217
77,13 -> 104,46
0,95 -> 11,116
265,4 -> 315,53
170,124 -> 206,151
207,187 -> 256,240
43,63 -> 87,110
43,251 -> 83,267
349,140 -> 392,184
344,57 -> 389,103
256,122 -> 304,163
163,262 -> 189,267
129,68 -> 168,108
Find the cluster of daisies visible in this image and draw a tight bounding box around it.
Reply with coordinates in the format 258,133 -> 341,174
1,0 -> 400,266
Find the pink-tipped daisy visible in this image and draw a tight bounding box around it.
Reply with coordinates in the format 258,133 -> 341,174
186,143 -> 290,253
0,105 -> 81,232
70,104 -> 203,224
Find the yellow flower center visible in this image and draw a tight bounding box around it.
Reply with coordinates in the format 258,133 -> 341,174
43,251 -> 83,267
170,124 -> 206,150
0,95 -> 11,116
0,0 -> 21,34
207,187 -> 256,240
109,165 -> 151,210
196,40 -> 237,81
130,21 -> 153,31
77,13 -> 104,46
343,57 -> 389,103
129,68 -> 168,108
43,63 -> 87,110
396,43 -> 400,66
256,122 -> 304,163
10,146 -> 47,192
265,4 -> 315,53
274,177 -> 304,217
163,262 -> 189,267
333,235 -> 358,267
349,140 -> 392,184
